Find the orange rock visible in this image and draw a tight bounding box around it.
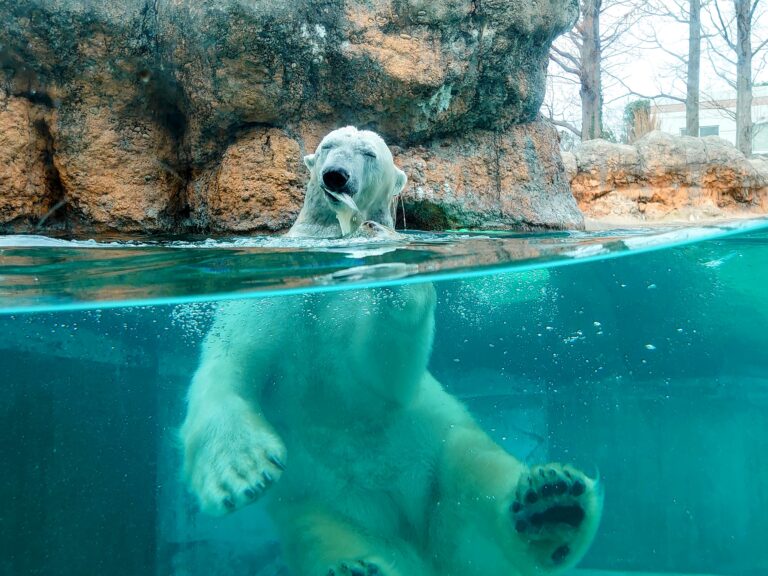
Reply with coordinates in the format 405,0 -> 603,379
0,92 -> 58,229
0,0 -> 582,234
566,132 -> 768,225
190,120 -> 583,233
189,128 -> 305,233
397,122 -> 583,230
51,105 -> 184,233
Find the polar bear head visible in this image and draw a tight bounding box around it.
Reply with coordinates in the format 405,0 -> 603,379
287,126 -> 408,238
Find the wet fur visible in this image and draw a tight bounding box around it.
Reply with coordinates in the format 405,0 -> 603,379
180,127 -> 602,576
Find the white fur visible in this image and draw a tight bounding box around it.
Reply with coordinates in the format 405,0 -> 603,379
286,126 -> 407,238
181,128 -> 602,576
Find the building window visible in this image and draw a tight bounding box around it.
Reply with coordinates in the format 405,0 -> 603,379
699,125 -> 720,137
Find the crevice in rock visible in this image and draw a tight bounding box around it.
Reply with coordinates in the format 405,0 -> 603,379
467,2 -> 486,129
397,200 -> 452,230
166,164 -> 193,234
32,118 -> 69,232
15,90 -> 54,108
492,130 -> 503,219
134,70 -> 193,233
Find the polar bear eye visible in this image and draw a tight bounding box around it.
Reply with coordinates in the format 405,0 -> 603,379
321,143 -> 334,150
362,150 -> 377,159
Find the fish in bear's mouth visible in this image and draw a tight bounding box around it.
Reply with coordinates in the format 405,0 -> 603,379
322,187 -> 362,236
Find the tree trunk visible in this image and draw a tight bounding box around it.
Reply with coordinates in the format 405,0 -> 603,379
735,0 -> 753,156
580,0 -> 603,140
686,0 -> 701,136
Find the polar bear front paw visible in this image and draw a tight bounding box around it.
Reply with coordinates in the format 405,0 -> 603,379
510,463 -> 600,567
182,410 -> 286,516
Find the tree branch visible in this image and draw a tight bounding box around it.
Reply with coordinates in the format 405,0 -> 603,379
551,44 -> 582,68
548,117 -> 583,137
549,52 -> 581,77
753,34 -> 768,56
604,70 -> 687,103
711,0 -> 737,50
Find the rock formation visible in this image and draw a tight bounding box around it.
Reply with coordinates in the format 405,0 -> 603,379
0,91 -> 58,226
396,122 -> 581,230
565,131 -> 768,225
0,0 -> 582,234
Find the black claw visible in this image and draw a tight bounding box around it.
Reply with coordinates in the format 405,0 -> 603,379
525,489 -> 538,504
554,480 -> 568,495
268,454 -> 286,471
263,471 -> 273,485
552,545 -> 570,564
245,488 -> 256,499
223,497 -> 235,511
511,501 -> 522,513
515,519 -> 528,533
571,480 -> 585,496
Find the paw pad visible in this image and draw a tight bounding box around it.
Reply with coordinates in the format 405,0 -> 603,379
328,560 -> 382,576
511,463 -> 591,554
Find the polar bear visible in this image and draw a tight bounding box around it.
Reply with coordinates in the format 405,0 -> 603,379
180,127 -> 602,576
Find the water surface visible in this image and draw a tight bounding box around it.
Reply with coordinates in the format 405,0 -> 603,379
1,220 -> 766,576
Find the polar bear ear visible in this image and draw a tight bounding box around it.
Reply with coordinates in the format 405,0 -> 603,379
304,154 -> 316,170
391,167 -> 407,197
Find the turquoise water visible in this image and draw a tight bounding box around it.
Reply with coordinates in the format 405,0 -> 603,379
1,220 -> 767,576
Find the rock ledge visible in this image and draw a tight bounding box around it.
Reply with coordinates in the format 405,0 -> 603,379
565,131 -> 768,225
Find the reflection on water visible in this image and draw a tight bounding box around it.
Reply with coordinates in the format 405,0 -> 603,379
0,218 -> 766,313
0,227 -> 766,575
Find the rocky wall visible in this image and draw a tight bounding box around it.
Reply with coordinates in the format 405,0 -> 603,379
0,0 -> 582,234
565,131 -> 768,225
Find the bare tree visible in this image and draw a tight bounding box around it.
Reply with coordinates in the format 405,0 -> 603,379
542,72 -> 584,138
708,0 -> 768,154
549,0 -> 645,141
580,0 -> 603,140
612,1 -> 707,136
688,0 -> 703,136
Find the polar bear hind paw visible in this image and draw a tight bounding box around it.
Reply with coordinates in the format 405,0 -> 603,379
511,463 -> 596,565
327,559 -> 385,576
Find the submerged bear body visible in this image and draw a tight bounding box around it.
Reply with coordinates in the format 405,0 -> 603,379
181,127 -> 603,576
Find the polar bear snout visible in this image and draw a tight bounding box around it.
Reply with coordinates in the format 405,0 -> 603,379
322,166 -> 352,193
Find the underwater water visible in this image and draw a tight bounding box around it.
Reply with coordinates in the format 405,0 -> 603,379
0,220 -> 767,576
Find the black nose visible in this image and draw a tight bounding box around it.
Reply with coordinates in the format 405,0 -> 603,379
322,167 -> 350,192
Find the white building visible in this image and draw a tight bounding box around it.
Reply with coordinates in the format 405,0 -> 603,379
653,85 -> 768,154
